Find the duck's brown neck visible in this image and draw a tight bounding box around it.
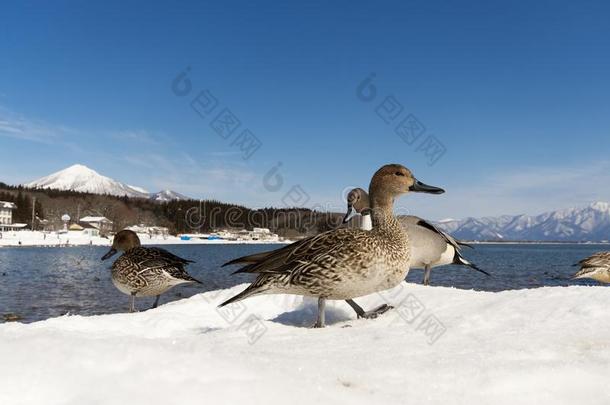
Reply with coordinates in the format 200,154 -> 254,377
369,193 -> 399,229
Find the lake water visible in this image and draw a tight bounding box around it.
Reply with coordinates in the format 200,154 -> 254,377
0,243 -> 608,323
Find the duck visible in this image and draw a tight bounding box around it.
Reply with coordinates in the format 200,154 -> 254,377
572,252 -> 610,283
343,188 -> 489,286
101,230 -> 201,312
219,164 -> 445,327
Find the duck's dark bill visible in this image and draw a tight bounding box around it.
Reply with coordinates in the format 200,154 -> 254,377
343,205 -> 358,224
409,179 -> 445,194
101,248 -> 117,261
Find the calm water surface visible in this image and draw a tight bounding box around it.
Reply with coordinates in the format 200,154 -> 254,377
0,243 -> 607,323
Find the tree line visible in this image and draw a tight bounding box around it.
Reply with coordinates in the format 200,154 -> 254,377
0,182 -> 343,237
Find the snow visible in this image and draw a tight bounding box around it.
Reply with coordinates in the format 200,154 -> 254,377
1,284 -> 609,405
79,216 -> 111,222
0,231 -> 289,247
127,184 -> 150,194
150,189 -> 190,202
0,201 -> 17,209
24,164 -> 149,198
23,164 -> 189,201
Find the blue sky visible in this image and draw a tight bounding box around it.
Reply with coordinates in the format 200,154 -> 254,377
1,0 -> 610,219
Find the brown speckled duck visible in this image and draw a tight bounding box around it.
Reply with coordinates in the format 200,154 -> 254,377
101,230 -> 201,312
220,164 -> 444,327
573,252 -> 610,283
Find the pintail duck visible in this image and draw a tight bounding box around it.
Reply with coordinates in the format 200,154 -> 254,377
573,252 -> 610,283
220,164 -> 444,327
101,230 -> 201,312
344,188 -> 489,286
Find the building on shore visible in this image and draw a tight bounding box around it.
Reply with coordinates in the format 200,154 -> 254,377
79,216 -> 113,234
0,201 -> 16,226
69,222 -> 100,237
235,227 -> 279,242
125,225 -> 170,238
0,201 -> 27,232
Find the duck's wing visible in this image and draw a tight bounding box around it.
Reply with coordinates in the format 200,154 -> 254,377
409,217 -> 464,252
223,233 -> 335,272
140,247 -> 195,264
227,228 -> 372,276
122,248 -> 201,283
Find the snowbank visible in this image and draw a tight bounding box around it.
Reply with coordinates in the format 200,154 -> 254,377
0,231 -> 290,247
1,284 -> 609,405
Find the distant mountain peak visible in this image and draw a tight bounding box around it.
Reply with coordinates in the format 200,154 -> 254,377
436,202 -> 610,242
588,201 -> 610,211
24,164 -> 190,201
150,189 -> 189,202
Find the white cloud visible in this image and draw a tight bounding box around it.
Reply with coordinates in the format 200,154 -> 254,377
109,129 -> 165,145
0,107 -> 71,143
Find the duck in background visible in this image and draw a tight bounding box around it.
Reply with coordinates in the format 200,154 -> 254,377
101,230 -> 201,312
220,164 -> 445,327
343,187 -> 489,286
573,252 -> 610,284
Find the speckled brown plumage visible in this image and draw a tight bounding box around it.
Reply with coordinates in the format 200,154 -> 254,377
111,246 -> 200,297
220,164 -> 444,310
573,252 -> 610,283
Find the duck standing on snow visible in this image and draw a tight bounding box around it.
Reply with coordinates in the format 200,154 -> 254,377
572,252 -> 610,284
343,188 -> 489,286
220,164 -> 444,327
101,230 -> 201,312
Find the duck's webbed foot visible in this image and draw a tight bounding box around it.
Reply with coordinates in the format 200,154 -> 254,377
358,304 -> 393,319
345,299 -> 393,319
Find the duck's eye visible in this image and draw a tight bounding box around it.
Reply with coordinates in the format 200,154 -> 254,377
395,171 -> 405,176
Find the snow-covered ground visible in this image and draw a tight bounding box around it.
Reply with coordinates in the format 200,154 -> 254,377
0,231 -> 289,247
1,284 -> 609,405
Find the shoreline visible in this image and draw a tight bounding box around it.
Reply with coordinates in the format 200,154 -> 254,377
2,239 -> 608,248
0,230 -> 293,248
2,231 -> 609,248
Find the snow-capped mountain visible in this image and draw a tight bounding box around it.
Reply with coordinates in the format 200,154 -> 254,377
435,202 -> 610,242
25,164 -> 149,198
150,189 -> 189,202
24,164 -> 189,201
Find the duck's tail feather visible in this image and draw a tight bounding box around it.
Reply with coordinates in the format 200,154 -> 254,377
218,284 -> 267,307
222,250 -> 274,267
454,253 -> 490,277
457,241 -> 474,249
189,276 -> 203,284
231,263 -> 258,275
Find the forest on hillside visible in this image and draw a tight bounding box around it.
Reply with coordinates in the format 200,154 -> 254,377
0,182 -> 343,237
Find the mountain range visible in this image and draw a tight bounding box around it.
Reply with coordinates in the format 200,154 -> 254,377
435,202 -> 610,242
24,164 -> 190,202
19,164 -> 610,241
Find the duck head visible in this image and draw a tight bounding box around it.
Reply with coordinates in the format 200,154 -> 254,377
101,230 -> 141,260
343,188 -> 371,223
369,164 -> 444,209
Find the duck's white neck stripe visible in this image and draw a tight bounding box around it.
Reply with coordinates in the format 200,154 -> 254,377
361,214 -> 373,231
